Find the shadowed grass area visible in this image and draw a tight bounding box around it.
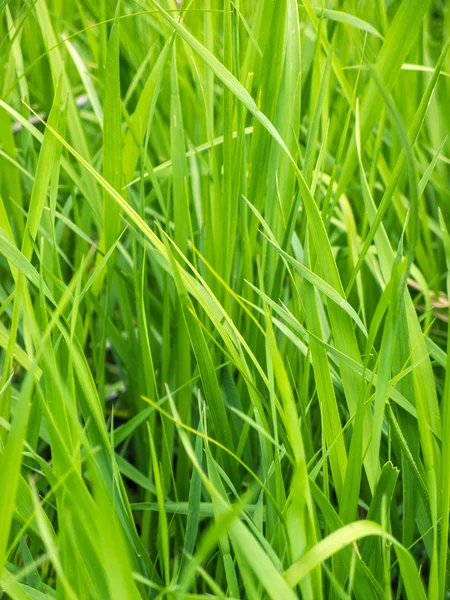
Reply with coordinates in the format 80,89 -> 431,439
0,1 -> 449,598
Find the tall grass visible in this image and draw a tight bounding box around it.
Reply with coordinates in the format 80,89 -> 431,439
0,0 -> 449,598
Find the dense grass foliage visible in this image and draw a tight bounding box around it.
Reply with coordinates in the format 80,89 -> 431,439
0,0 -> 450,598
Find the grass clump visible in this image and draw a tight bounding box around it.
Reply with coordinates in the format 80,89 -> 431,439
0,0 -> 450,598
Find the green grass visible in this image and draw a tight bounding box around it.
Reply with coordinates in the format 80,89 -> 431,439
0,0 -> 449,598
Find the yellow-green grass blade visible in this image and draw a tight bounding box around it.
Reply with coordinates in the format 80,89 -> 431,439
283,521 -> 427,600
